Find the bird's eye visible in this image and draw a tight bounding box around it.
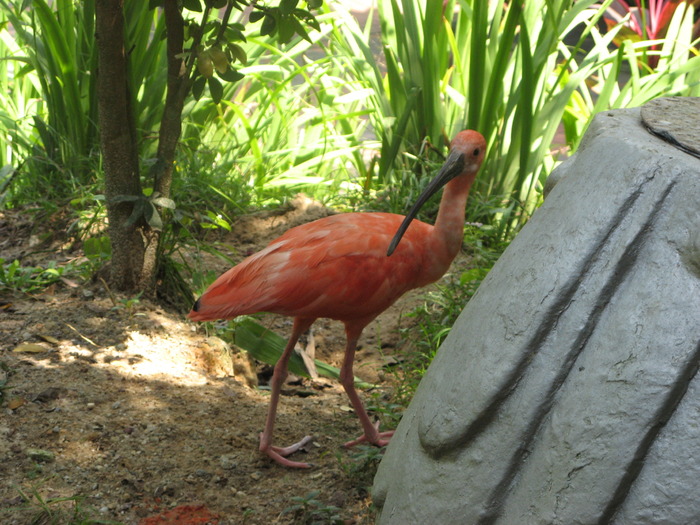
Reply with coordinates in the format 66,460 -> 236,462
473,148 -> 481,156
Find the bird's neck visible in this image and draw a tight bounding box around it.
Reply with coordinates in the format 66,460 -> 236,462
431,174 -> 475,263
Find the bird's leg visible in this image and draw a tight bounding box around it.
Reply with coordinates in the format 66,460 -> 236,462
340,323 -> 394,449
259,317 -> 316,468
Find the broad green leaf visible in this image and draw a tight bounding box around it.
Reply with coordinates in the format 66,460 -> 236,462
249,10 -> 264,24
278,16 -> 296,43
126,199 -> 147,227
182,0 -> 202,12
208,76 -> 224,104
261,13 -> 277,36
144,201 -> 163,230
151,196 -> 176,209
218,68 -> 244,83
229,43 -> 247,64
234,318 -> 373,388
192,75 -> 206,100
280,0 -> 299,15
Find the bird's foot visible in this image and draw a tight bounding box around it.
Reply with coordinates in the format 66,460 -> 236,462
343,420 -> 394,448
260,434 -> 314,469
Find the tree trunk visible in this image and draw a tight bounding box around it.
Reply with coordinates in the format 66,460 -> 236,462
153,0 -> 187,199
95,0 -> 241,296
141,0 -> 190,292
95,0 -> 150,291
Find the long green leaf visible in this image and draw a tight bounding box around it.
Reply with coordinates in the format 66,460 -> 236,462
234,318 -> 373,388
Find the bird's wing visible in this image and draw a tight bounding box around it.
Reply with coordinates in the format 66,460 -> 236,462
189,212 -> 434,322
261,213 -> 435,320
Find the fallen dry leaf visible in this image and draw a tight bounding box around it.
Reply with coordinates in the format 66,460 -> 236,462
7,397 -> 27,410
59,276 -> 80,288
12,343 -> 49,354
37,334 -> 60,345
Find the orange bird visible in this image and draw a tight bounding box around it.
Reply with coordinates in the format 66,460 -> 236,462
188,130 -> 486,468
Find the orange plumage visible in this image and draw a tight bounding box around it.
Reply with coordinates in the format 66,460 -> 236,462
188,130 -> 486,468
189,213 -> 437,322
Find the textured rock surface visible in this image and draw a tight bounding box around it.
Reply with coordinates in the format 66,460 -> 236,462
372,103 -> 700,524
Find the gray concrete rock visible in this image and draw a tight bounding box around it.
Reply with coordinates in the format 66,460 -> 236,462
372,103 -> 700,524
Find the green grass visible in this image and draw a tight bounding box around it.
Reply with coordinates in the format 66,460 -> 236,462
326,0 -> 619,234
0,0 -> 99,203
3,483 -> 121,525
563,2 -> 700,149
336,445 -> 385,495
0,258 -> 68,294
282,490 -> 344,524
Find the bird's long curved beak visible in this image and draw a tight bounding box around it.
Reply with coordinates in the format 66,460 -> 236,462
386,150 -> 466,256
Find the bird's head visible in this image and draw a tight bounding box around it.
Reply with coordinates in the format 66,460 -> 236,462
386,130 -> 486,256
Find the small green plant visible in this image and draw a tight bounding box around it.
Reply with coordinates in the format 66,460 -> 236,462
112,292 -> 143,318
282,490 -> 343,525
6,483 -> 119,525
336,445 -> 384,494
365,390 -> 403,431
0,258 -> 66,294
25,462 -> 46,481
82,235 -> 112,275
241,508 -> 256,523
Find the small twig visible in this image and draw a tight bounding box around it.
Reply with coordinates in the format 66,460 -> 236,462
99,276 -> 117,307
215,2 -> 235,45
64,323 -> 98,347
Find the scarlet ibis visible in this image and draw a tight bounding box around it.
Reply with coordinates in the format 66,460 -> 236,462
188,130 -> 486,468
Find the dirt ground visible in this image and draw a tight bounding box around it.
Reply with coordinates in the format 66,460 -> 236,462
0,197 -> 464,524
